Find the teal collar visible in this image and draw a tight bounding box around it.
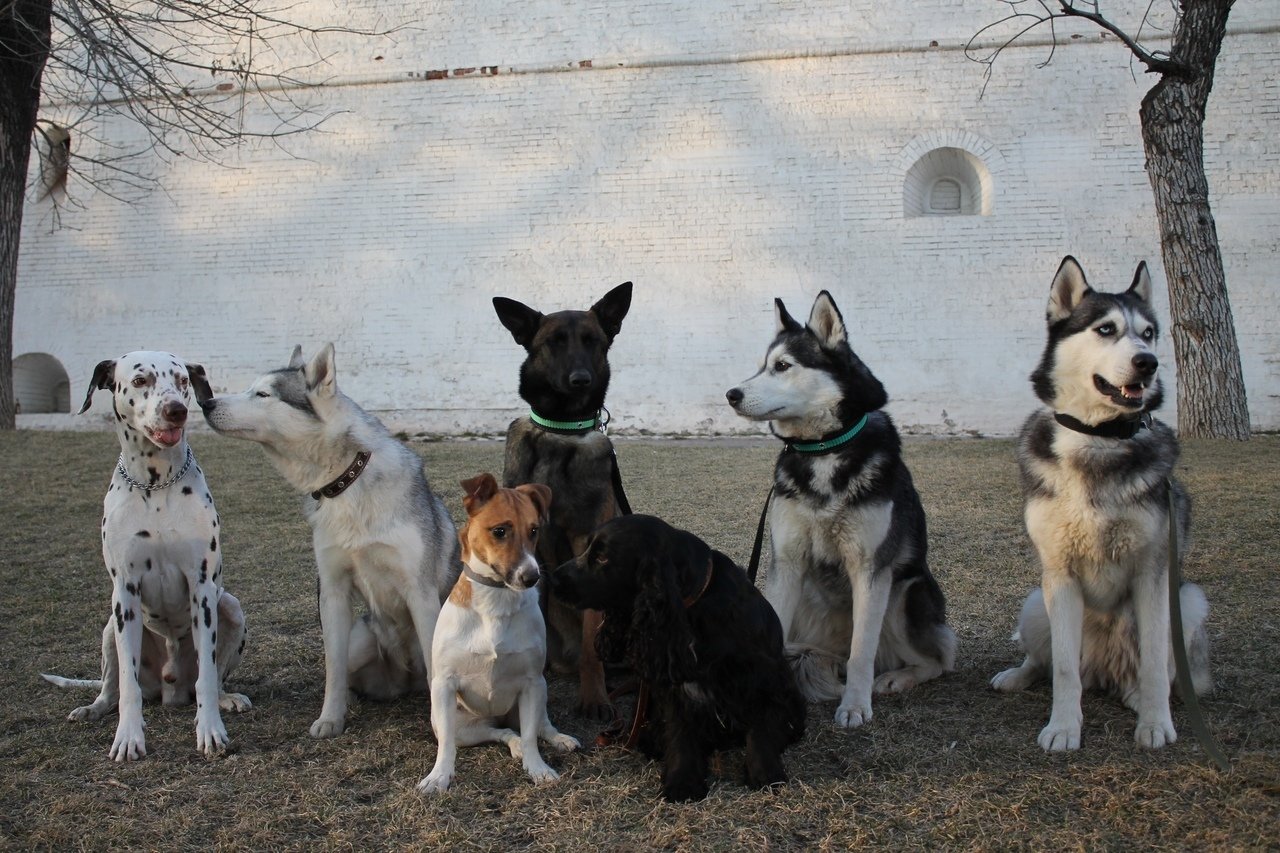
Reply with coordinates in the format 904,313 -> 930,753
529,409 -> 601,435
784,413 -> 870,455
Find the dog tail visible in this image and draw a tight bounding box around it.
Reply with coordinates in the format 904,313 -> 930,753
40,673 -> 103,690
784,643 -> 845,702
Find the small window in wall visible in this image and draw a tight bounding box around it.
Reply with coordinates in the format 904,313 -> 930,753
904,147 -> 991,217
13,352 -> 71,414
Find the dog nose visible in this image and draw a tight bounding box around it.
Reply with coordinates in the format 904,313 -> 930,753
726,388 -> 743,406
162,400 -> 188,424
568,369 -> 593,388
515,563 -> 540,589
1132,352 -> 1158,376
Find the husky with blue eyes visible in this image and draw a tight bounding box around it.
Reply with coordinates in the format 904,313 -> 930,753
991,256 -> 1212,752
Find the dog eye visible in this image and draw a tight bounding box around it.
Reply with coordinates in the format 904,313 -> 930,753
1095,323 -> 1116,337
1141,328 -> 1155,341
255,391 -> 271,398
491,526 -> 508,540
178,376 -> 189,389
131,376 -> 148,388
773,360 -> 790,373
529,526 -> 539,538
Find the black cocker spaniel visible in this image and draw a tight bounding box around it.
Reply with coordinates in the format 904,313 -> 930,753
550,514 -> 805,802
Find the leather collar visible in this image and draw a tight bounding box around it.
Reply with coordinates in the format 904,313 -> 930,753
682,557 -> 715,608
311,451 -> 371,500
463,564 -> 507,589
1054,411 -> 1151,440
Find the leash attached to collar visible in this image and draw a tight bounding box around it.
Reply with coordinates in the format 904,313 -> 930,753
1054,411 -> 1151,440
1166,477 -> 1231,772
116,446 -> 194,492
312,451 -> 371,500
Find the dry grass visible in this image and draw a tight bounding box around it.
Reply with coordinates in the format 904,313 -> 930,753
1,430 -> 1277,850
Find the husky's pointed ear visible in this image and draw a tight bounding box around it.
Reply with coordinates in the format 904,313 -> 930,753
590,281 -> 633,341
304,343 -> 337,396
493,297 -> 544,349
806,291 -> 848,349
774,298 -> 802,334
78,359 -> 116,414
460,473 -> 500,515
1048,256 -> 1092,324
288,345 -> 305,370
1128,261 -> 1153,304
517,483 -> 553,522
186,363 -> 213,404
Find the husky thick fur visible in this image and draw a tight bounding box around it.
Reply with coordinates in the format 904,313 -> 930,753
726,291 -> 956,729
201,344 -> 461,737
493,281 -> 632,718
991,256 -> 1212,752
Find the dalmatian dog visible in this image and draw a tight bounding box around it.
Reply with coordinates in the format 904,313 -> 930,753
48,352 -> 251,761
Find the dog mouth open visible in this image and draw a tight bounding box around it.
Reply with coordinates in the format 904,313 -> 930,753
1093,375 -> 1147,408
146,426 -> 184,448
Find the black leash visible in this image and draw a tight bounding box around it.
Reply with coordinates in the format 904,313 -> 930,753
610,448 -> 632,516
1166,477 -> 1230,772
746,485 -> 774,585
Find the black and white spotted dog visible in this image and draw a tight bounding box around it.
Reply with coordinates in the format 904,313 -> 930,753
44,352 -> 250,761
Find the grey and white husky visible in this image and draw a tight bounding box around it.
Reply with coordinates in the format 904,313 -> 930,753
201,344 -> 461,737
991,256 -> 1212,752
726,292 -> 956,729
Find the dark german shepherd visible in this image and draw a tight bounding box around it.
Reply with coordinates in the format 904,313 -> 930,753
493,281 -> 633,718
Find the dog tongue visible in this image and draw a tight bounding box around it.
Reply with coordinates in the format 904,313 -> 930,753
1121,384 -> 1144,399
154,428 -> 183,447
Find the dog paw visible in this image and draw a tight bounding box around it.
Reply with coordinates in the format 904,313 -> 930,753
195,719 -> 230,756
525,761 -> 560,784
578,698 -> 616,722
874,669 -> 919,695
309,717 -> 345,739
661,778 -> 710,803
1134,717 -> 1176,749
834,701 -> 873,729
69,702 -> 111,723
548,733 -> 581,754
991,667 -> 1033,693
417,770 -> 453,794
109,725 -> 147,762
1037,720 -> 1081,752
219,692 -> 252,713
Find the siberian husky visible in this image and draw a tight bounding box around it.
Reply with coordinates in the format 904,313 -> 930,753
201,344 -> 461,737
726,291 -> 956,728
991,256 -> 1212,751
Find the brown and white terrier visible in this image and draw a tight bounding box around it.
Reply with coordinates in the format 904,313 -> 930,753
418,473 -> 580,793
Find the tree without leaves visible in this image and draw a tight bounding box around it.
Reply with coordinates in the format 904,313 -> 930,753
968,0 -> 1249,440
0,1 -> 379,429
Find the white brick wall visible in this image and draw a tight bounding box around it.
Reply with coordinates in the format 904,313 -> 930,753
16,1 -> 1280,435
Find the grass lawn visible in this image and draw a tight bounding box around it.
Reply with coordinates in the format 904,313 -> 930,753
1,429 -> 1276,849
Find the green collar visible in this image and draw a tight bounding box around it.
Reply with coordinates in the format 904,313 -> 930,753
529,409 -> 601,434
785,413 -> 870,454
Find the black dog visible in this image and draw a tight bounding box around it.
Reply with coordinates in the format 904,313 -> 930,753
550,515 -> 806,802
493,281 -> 632,718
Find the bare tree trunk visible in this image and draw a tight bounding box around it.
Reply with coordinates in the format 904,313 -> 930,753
0,1 -> 52,430
1139,0 -> 1248,439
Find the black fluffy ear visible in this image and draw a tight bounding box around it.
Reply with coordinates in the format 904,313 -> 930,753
493,297 -> 544,349
627,554 -> 697,684
590,281 -> 633,341
78,359 -> 115,414
186,363 -> 213,404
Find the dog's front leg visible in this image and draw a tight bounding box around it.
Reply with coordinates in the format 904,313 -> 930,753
1039,571 -> 1085,751
312,549 -> 354,738
108,580 -> 147,761
417,676 -> 460,794
764,506 -> 808,642
835,565 -> 891,729
1132,559 -> 1176,748
189,558 -> 230,756
660,710 -> 710,802
517,677 -> 560,784
577,609 -> 612,719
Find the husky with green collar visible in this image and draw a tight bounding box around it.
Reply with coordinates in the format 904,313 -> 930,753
727,291 -> 956,729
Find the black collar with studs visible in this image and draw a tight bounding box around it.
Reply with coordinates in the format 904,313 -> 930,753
312,451 -> 371,500
1053,411 -> 1151,440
